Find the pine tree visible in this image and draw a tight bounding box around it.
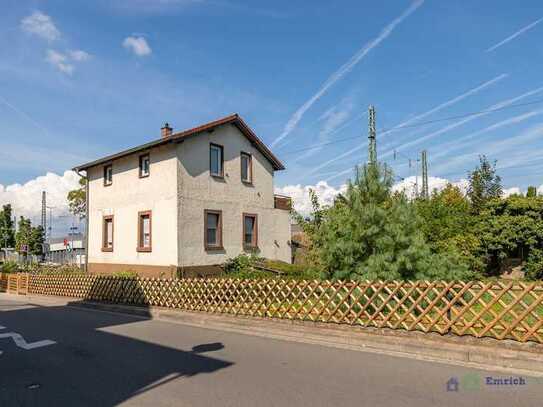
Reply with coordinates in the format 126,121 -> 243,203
314,163 -> 475,281
527,186 -> 537,198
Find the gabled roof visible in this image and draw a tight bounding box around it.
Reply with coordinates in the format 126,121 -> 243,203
73,114 -> 285,172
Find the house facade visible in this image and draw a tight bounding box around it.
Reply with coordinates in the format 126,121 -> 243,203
74,114 -> 291,278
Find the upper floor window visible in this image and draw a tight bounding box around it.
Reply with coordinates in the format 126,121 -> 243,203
241,152 -> 252,183
204,210 -> 223,250
102,215 -> 114,251
243,213 -> 258,248
139,154 -> 150,178
137,211 -> 152,252
103,164 -> 113,186
210,143 -> 224,177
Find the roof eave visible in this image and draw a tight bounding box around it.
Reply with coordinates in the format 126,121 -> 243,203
72,114 -> 286,172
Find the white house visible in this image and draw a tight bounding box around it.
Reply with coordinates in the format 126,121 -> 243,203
73,114 -> 291,278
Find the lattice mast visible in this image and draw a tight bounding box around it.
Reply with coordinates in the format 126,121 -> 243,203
41,191 -> 46,233
368,105 -> 377,165
421,150 -> 429,199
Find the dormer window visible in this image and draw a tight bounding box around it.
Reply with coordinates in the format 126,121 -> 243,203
103,164 -> 113,186
210,143 -> 224,177
139,154 -> 150,178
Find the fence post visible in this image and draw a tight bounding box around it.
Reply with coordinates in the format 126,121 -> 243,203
446,288 -> 453,334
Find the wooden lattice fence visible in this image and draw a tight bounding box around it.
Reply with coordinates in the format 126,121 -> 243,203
22,274 -> 543,344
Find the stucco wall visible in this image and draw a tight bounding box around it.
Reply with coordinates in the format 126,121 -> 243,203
86,122 -> 291,272
176,123 -> 292,266
87,144 -> 178,268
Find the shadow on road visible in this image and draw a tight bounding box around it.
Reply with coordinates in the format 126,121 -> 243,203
0,297 -> 233,407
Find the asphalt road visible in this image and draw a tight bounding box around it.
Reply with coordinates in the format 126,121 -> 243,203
0,296 -> 541,407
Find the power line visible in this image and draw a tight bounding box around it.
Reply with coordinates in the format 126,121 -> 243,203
279,97 -> 543,157
378,98 -> 543,132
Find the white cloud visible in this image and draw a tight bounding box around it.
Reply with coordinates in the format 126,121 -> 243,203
45,49 -> 91,75
0,171 -> 80,236
271,0 -> 424,148
69,49 -> 91,61
275,181 -> 347,216
45,49 -> 74,75
502,187 -> 521,197
21,11 -> 60,42
123,36 -> 152,56
392,176 -> 469,199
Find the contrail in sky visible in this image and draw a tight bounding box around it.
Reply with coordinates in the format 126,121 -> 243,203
326,85 -> 543,183
0,95 -> 50,136
304,73 -> 508,176
272,0 -> 424,148
486,17 -> 543,52
432,109 -> 543,160
390,85 -> 543,153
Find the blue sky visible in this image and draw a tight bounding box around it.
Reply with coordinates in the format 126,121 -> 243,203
2,0 -> 543,196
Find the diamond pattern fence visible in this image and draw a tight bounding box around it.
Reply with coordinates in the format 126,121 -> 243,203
22,274 -> 543,344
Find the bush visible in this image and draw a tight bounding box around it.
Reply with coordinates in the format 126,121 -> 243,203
24,264 -> 84,275
223,253 -> 256,275
0,260 -> 20,273
223,254 -> 320,280
525,248 -> 543,280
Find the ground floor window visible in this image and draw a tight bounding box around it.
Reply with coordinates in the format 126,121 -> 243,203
243,213 -> 258,248
102,215 -> 114,252
137,211 -> 152,252
204,210 -> 223,249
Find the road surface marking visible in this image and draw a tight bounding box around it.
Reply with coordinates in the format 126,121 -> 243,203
0,332 -> 56,350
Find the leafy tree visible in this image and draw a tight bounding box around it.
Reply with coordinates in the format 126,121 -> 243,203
30,225 -> 45,256
474,196 -> 543,276
415,184 -> 471,247
525,248 -> 543,280
15,217 -> 45,256
291,189 -> 329,273
415,185 -> 484,273
0,204 -> 15,248
527,186 -> 538,198
67,177 -> 87,219
15,216 -> 33,254
313,163 -> 476,281
467,155 -> 502,213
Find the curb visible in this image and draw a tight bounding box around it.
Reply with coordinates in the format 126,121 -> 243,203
65,299 -> 543,377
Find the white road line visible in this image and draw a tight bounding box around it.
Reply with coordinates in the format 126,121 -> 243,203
0,332 -> 56,350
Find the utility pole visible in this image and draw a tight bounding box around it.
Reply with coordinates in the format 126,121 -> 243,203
421,150 -> 429,199
368,105 -> 377,165
46,206 -> 55,243
41,191 -> 47,233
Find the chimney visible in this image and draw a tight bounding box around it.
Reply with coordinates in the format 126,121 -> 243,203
161,122 -> 173,138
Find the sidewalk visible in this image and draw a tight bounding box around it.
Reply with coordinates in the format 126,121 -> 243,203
3,292 -> 543,377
